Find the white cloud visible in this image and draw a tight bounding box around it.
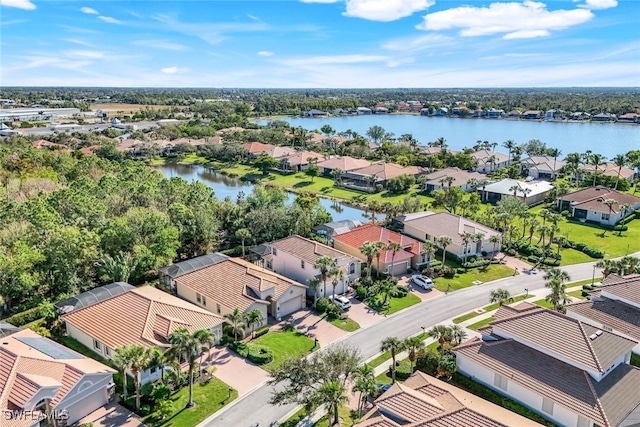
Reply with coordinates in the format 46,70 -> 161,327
382,33 -> 452,52
153,14 -> 270,45
98,16 -> 122,24
0,0 -> 36,10
257,50 -> 274,57
300,0 -> 340,3
417,1 -> 593,39
343,0 -> 435,22
161,66 -> 188,74
580,0 -> 617,10
279,54 -> 388,67
132,39 -> 188,51
63,38 -> 93,47
80,6 -> 98,14
64,50 -> 106,59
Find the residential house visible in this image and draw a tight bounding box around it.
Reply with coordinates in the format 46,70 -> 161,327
31,139 -> 66,150
592,113 -> 617,122
481,178 -> 554,205
395,102 -> 411,112
485,108 -> 505,118
254,235 -> 361,298
315,156 -> 371,177
556,186 -> 640,225
356,107 -> 372,115
313,219 -> 364,239
455,303 -> 640,427
0,329 -> 116,426
277,150 -> 323,172
422,167 -> 487,194
618,113 -> 639,123
62,285 -> 224,384
304,109 -> 328,117
571,112 -> 591,121
242,141 -> 275,158
579,162 -> 636,182
340,162 -> 425,192
470,150 -> 510,173
434,107 -> 449,116
265,145 -> 297,160
163,253 -> 307,322
544,109 -> 563,121
507,110 -> 522,118
332,224 -> 424,276
566,275 -> 640,354
374,107 -> 389,114
0,321 -> 18,338
420,108 -> 431,116
409,103 -> 423,113
521,110 -> 543,120
396,211 -> 502,258
520,155 -> 567,179
356,371 -> 539,427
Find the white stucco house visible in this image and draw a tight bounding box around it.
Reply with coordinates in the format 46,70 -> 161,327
520,155 -> 566,179
470,150 -> 510,173
556,186 -> 640,226
454,303 -> 640,427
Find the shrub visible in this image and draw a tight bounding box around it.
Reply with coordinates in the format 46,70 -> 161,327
3,307 -> 42,327
614,224 -> 628,232
456,268 -> 466,274
441,266 -> 455,278
582,284 -> 593,291
391,362 -> 412,381
355,285 -> 368,301
561,209 -> 571,217
542,258 -> 560,267
581,290 -> 590,297
247,345 -> 274,364
359,276 -> 374,288
325,303 -> 343,320
506,248 -> 517,256
527,255 -> 539,264
575,242 -> 587,251
461,259 -> 491,268
582,246 -> 605,258
315,297 -> 331,314
416,351 -> 440,376
151,383 -> 171,403
392,285 -> 409,298
254,326 -> 270,339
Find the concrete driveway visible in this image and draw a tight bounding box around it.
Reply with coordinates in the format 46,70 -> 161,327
287,310 -> 347,346
398,275 -> 443,301
347,297 -> 385,328
206,347 -> 270,396
76,403 -> 143,427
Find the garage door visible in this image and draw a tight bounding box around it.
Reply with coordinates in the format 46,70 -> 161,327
390,261 -> 409,276
63,387 -> 108,425
279,296 -> 303,317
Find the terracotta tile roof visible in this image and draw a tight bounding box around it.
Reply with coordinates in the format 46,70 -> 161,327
471,150 -> 510,164
423,167 -> 486,187
481,305 -> 637,372
175,257 -> 306,311
316,156 -> 371,171
493,301 -> 539,320
282,150 -> 323,166
63,285 -> 225,350
332,224 -> 422,264
116,138 -> 144,152
0,329 -> 114,426
581,163 -> 635,179
32,139 -> 65,149
402,212 -> 501,245
348,162 -> 424,181
566,298 -> 640,341
266,145 -> 297,159
602,273 -> 640,285
243,141 -> 275,154
559,186 -> 640,214
375,383 -> 449,422
521,155 -> 567,172
268,235 -> 357,264
454,338 -> 640,427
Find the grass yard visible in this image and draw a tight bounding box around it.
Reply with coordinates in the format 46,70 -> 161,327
453,294 -> 531,324
314,405 -> 358,427
279,408 -> 307,427
143,378 -> 237,427
368,293 -> 422,315
567,278 -> 603,287
568,290 -> 586,299
559,248 -> 595,265
433,264 -> 515,293
467,317 -> 495,331
368,332 -> 429,368
252,330 -> 316,372
632,353 -> 640,368
533,299 -> 554,309
329,316 -> 360,332
557,219 -> 640,259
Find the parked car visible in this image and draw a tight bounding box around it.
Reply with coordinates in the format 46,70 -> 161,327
411,274 -> 434,290
333,295 -> 352,310
375,383 -> 391,396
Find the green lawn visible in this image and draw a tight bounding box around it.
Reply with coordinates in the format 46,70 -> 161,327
434,264 -> 515,293
568,290 -> 586,299
375,358 -> 412,385
557,218 -> 640,259
453,294 -> 530,324
279,408 -> 307,427
368,332 -> 429,368
632,353 -> 640,368
368,293 -> 422,315
533,299 -> 554,309
467,317 -> 495,331
142,378 -> 237,427
559,248 -> 595,265
314,405 -> 358,427
252,330 -> 316,372
567,278 -> 603,287
329,316 -> 360,332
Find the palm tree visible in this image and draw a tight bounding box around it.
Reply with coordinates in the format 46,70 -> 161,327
308,278 -> 321,307
224,307 -> 246,341
613,154 -> 627,190
352,364 -> 376,417
115,344 -> 154,412
167,327 -> 214,408
603,198 -> 616,226
489,234 -> 501,257
330,267 -> 345,301
421,240 -> 435,267
404,336 -> 425,374
359,241 -> 377,278
331,168 -> 343,184
386,242 -> 403,277
373,241 -> 386,275
460,232 -> 474,263
113,345 -> 133,403
245,309 -> 265,338
314,256 -> 337,297
544,268 -> 571,311
317,380 -> 348,426
235,228 -> 251,257
450,324 -> 467,346
590,153 -> 606,186
428,325 -> 451,354
548,148 -> 562,178
381,337 -> 403,383
490,288 -> 512,306
436,236 -> 453,265
503,140 -> 515,163
373,279 -> 395,305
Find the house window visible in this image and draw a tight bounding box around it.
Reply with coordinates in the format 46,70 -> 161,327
273,248 -> 277,256
601,212 -> 610,221
150,367 -> 157,374
202,295 -> 207,306
196,293 -> 202,303
93,339 -> 102,351
105,347 -> 111,356
577,416 -> 590,427
349,263 -> 356,275
494,373 -> 508,391
301,260 -> 305,269
542,397 -> 554,415
266,260 -> 273,270
216,303 -> 221,314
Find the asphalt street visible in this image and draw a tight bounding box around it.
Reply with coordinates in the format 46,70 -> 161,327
200,257 -> 618,427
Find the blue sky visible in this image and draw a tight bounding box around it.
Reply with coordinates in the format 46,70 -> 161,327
1,0 -> 638,87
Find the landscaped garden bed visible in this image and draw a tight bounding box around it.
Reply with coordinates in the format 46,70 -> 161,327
230,329 -> 316,372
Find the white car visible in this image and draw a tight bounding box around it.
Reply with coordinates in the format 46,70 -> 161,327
411,274 -> 434,290
333,295 -> 352,310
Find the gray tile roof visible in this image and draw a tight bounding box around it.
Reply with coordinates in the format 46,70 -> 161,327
401,212 -> 501,246
267,235 -> 356,264
566,298 -> 640,342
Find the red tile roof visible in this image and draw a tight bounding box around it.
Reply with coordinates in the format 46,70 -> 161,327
243,141 -> 275,154
332,224 -> 422,263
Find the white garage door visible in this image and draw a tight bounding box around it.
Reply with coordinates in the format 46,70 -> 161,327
63,387 -> 108,425
390,261 -> 409,277
279,296 -> 303,317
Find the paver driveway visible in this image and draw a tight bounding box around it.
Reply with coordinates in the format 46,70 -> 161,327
287,310 -> 347,345
347,297 -> 385,328
76,403 -> 143,427
206,346 -> 270,396
398,275 -> 444,301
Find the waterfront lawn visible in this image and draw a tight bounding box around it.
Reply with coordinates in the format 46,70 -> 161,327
142,378 -> 237,427
433,264 -> 515,293
329,316 -> 360,332
368,293 -> 421,315
252,330 -> 316,372
467,317 -> 495,331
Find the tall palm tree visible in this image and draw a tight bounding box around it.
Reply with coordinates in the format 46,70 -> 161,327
224,307 -> 246,341
359,241 -> 377,278
544,268 -> 571,311
380,336 -> 403,383
113,345 -> 133,403
421,240 -> 435,267
428,325 -> 452,354
116,344 -> 154,412
603,199 -> 616,226
235,228 -> 251,257
308,278 -> 321,307
352,364 -> 376,417
314,256 -> 338,297
490,288 -> 512,306
317,380 -> 348,426
245,309 -> 264,338
436,236 -> 453,265
167,327 -> 214,408
613,154 -> 627,190
590,153 -> 606,187
386,242 -> 403,277
548,148 -> 562,178
489,234 -> 501,257
460,232 -> 474,263
330,267 -> 345,301
404,336 -> 426,374
450,324 -> 468,346
503,140 -> 515,163
373,241 -> 386,275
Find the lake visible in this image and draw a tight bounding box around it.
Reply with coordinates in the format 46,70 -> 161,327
257,115 -> 639,159
156,163 -> 375,223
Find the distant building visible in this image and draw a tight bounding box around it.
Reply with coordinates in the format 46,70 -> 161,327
592,113 -> 617,122
304,109 -> 328,117
556,186 -> 640,225
481,178 -> 554,205
521,155 -> 566,179
521,110 -> 543,120
356,107 -> 372,115
470,150 -> 510,173
313,219 -> 363,239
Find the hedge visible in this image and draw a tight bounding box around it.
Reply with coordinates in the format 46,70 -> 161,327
246,345 -> 274,364
461,259 -> 491,269
3,307 -> 43,327
254,326 -> 270,339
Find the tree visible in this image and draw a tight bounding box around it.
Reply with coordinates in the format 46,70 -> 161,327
386,242 -> 403,277
359,241 -> 377,278
373,241 -> 386,274
167,327 -> 214,408
308,278 -> 321,307
314,256 -> 338,297
115,344 -> 154,412
224,307 -> 246,341
489,234 -> 501,257
245,309 -> 265,338
113,345 -> 133,403
98,251 -> 138,283
603,198 -> 616,226
450,324 -> 467,346
381,337 -> 403,383
436,236 -> 453,264
254,153 -> 278,175
404,336 -> 426,374
305,164 -> 320,182
330,267 -> 344,301
366,125 -> 386,144
490,288 -> 512,306
428,325 -> 451,354
421,240 -> 435,267
235,228 -> 251,257
460,232 -> 474,263
372,278 -> 395,305
613,154 -> 627,190
590,153 -> 606,186
331,168 -> 343,184
317,380 -> 348,426
352,364 -> 376,417
544,268 -> 571,311
503,139 -> 516,163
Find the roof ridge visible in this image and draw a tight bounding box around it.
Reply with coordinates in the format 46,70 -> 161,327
0,352 -> 20,405
578,320 -> 603,372
583,370 -> 610,427
141,298 -> 160,345
63,286 -> 140,317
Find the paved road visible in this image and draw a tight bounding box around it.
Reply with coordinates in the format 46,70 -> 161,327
200,258 -> 616,427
